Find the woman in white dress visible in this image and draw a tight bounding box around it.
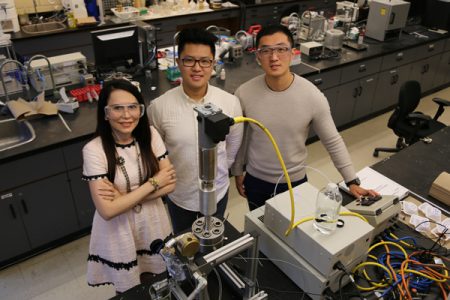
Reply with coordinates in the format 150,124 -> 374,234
82,79 -> 176,293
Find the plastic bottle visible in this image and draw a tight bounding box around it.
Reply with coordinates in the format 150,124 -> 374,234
67,12 -> 77,29
328,18 -> 335,30
198,0 -> 205,10
215,60 -> 224,74
219,68 -> 226,80
313,183 -> 342,234
358,26 -> 365,45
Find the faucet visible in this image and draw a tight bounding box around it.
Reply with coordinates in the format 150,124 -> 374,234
25,55 -> 60,100
172,31 -> 180,66
0,59 -> 31,102
32,0 -> 40,22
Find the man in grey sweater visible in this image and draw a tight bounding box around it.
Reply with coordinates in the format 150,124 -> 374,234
231,25 -> 376,210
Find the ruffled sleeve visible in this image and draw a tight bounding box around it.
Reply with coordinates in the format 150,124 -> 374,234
82,138 -> 109,181
150,126 -> 168,161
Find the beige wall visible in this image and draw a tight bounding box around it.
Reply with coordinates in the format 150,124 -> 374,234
14,0 -> 63,14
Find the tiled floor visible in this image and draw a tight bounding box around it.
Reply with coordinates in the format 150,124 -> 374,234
1,86 -> 450,300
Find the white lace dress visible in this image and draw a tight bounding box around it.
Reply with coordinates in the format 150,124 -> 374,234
82,126 -> 172,292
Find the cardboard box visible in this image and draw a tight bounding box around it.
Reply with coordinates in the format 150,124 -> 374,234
429,172 -> 450,206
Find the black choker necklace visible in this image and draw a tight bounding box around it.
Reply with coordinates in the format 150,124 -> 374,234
266,73 -> 295,92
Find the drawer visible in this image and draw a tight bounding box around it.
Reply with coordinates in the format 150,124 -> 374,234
155,31 -> 177,47
209,10 -> 240,20
0,148 -> 66,192
62,140 -> 89,170
271,4 -> 287,13
445,37 -> 450,51
413,40 -> 446,60
245,17 -> 273,28
340,57 -> 382,83
247,6 -> 275,16
150,19 -> 178,32
299,0 -> 317,12
14,31 -> 91,56
305,68 -> 342,90
317,0 -> 336,9
381,48 -> 417,70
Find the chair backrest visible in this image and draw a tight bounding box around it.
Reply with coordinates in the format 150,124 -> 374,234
397,80 -> 421,119
388,80 -> 422,129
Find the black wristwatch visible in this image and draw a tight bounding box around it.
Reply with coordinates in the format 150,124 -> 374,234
345,177 -> 361,187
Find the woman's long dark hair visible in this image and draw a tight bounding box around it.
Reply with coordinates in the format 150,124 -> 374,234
96,79 -> 159,183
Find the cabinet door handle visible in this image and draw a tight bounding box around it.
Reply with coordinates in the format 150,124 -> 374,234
358,86 -> 363,96
391,75 -> 396,85
9,204 -> 17,219
428,44 -> 435,52
391,74 -> 399,85
353,87 -> 358,98
313,78 -> 323,85
396,53 -> 404,61
421,65 -> 427,74
358,64 -> 366,72
21,199 -> 29,214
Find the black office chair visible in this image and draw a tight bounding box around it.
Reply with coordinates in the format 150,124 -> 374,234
373,80 -> 450,157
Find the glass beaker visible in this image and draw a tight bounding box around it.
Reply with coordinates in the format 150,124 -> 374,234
313,183 -> 342,234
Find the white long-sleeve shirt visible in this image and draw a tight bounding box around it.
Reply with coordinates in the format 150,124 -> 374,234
148,84 -> 243,211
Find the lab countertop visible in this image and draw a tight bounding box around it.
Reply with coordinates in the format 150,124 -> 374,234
1,29 -> 449,163
10,6 -> 240,41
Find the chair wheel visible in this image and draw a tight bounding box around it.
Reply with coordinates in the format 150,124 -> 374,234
421,137 -> 432,144
373,150 -> 379,157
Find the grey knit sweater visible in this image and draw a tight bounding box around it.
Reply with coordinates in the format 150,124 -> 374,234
231,73 -> 357,184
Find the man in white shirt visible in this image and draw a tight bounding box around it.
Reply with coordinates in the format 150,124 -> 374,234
149,28 -> 243,233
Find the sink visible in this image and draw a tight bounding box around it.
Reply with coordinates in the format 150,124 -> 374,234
0,118 -> 35,152
21,22 -> 66,35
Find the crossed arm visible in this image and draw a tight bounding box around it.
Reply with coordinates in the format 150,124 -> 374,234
88,158 -> 176,220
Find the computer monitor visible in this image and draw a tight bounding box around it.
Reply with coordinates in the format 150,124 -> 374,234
404,0 -> 426,25
91,25 -> 140,74
424,0 -> 450,30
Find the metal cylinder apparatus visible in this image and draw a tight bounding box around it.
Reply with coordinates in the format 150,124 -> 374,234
192,216 -> 225,252
324,29 -> 345,50
193,103 -> 233,253
197,113 -> 218,217
199,146 -> 216,216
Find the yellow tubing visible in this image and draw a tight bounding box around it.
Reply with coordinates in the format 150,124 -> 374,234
403,268 -> 447,282
352,261 -> 393,291
368,241 -> 408,261
233,117 -> 369,235
339,211 -> 368,223
233,116 -> 296,235
389,232 -> 415,248
292,211 -> 369,228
